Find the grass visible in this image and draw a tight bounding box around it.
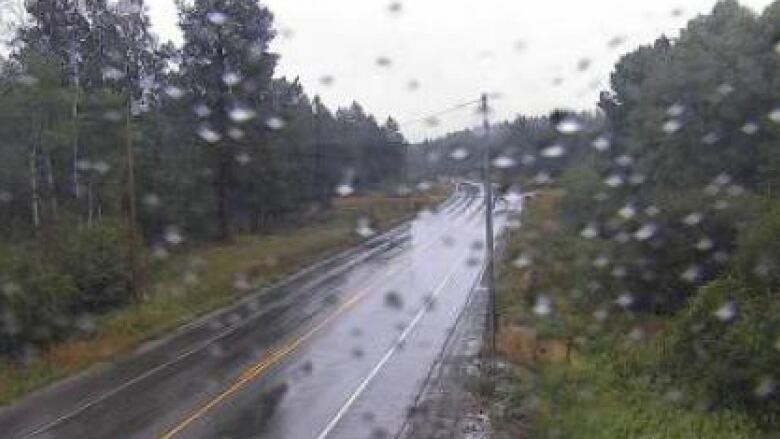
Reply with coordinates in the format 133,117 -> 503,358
0,188 -> 448,406
492,189 -> 764,439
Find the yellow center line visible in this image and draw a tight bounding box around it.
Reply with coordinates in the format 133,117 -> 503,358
155,206 -> 474,439
156,260 -> 410,439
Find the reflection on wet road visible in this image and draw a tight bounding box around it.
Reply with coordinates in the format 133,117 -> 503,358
0,184 -> 511,439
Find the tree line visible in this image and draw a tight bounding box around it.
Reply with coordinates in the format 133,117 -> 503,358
418,0 -> 780,429
0,0 -> 405,357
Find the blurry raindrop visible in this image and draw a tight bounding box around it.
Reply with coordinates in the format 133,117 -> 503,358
513,254 -> 532,269
628,173 -> 646,186
492,156 -> 516,169
593,308 -> 608,322
93,161 -> 110,175
424,116 -> 439,127
671,7 -> 683,17
142,193 -> 161,209
695,238 -> 714,251
713,301 -> 737,322
604,174 -> 624,188
552,77 -> 564,86
387,1 -> 402,14
682,212 -> 703,226
407,79 -> 421,91
754,377 -> 776,399
663,119 -> 682,134
101,66 -> 125,81
384,291 -> 403,310
607,35 -> 626,48
741,122 -> 759,135
450,148 -> 469,161
541,144 -> 566,158
376,56 -> 392,67
667,103 -> 685,117
0,191 -> 12,204
228,127 -> 245,140
616,293 -> 633,309
680,265 -> 701,283
197,126 -> 221,143
769,108 -> 780,124
351,347 -> 365,359
701,132 -> 719,145
222,72 -> 241,87
615,154 -> 633,167
593,255 -> 609,268
164,226 -> 184,246
514,40 -> 526,52
618,205 -> 636,220
577,58 -> 591,71
228,106 -> 256,123
235,153 -> 251,165
194,104 -> 211,118
556,118 -> 582,134
319,75 -> 334,86
580,224 -> 598,239
532,295 -> 552,316
207,11 -> 229,25
164,86 -> 185,100
356,218 -> 375,238
634,224 -> 657,241
717,83 -> 734,96
266,117 -> 286,130
336,184 -> 354,197
592,136 -> 610,151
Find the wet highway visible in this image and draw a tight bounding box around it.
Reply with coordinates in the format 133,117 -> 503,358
0,183 -> 511,439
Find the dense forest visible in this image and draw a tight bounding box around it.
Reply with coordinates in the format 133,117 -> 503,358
0,0 -> 405,357
418,0 -> 780,434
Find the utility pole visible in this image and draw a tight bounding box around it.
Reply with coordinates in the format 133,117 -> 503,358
481,93 -> 497,358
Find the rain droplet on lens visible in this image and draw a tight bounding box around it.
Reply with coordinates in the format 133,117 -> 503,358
229,106 -> 256,123
541,144 -> 566,158
450,148 -> 469,161
165,86 -> 184,99
207,11 -> 229,25
741,122 -> 759,135
336,184 -> 354,197
319,75 -> 334,86
266,117 -> 286,130
533,296 -> 552,316
376,56 -> 392,67
197,126 -> 221,143
387,1 -> 402,14
592,136 -> 610,151
580,224 -> 598,239
577,58 -> 591,71
222,72 -> 241,87
492,156 -> 516,169
356,217 -> 375,238
556,118 -> 582,134
384,291 -> 403,310
634,224 -> 657,241
768,108 -> 780,124
713,301 -> 737,322
663,119 -> 682,134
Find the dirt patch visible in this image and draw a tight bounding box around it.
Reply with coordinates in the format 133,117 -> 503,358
498,324 -> 570,366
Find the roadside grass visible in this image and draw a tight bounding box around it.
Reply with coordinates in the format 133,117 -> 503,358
492,190 -> 763,439
0,189 -> 447,406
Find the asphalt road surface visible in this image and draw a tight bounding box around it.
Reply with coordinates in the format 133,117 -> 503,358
0,183 -> 511,439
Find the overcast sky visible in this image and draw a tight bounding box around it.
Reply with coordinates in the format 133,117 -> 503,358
147,0 -> 774,141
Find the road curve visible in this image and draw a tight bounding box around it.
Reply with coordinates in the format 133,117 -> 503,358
0,184 -> 508,439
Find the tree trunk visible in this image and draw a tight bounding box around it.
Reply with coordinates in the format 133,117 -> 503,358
29,117 -> 41,230
45,151 -> 58,221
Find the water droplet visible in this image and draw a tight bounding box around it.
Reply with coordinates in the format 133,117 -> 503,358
207,11 -> 229,25
102,66 -> 125,81
576,58 -> 591,71
222,72 -> 241,87
387,1 -> 402,14
716,83 -> 734,96
741,122 -> 759,135
713,301 -> 736,322
336,184 -> 354,197
266,117 -> 286,130
492,156 -> 516,169
384,291 -> 403,309
513,254 -> 532,269
680,265 -> 700,283
533,296 -> 552,316
682,212 -> 702,226
556,118 -> 582,134
164,86 -> 184,100
197,126 -> 221,143
616,293 -> 633,309
580,224 -> 598,239
768,108 -> 780,124
592,136 -> 610,151
618,205 -> 636,220
607,35 -> 626,48
663,119 -> 682,134
319,75 -> 334,86
376,57 -> 392,67
164,226 -> 184,246
356,218 -> 375,238
754,377 -> 776,399
541,144 -> 565,158
695,238 -> 714,251
604,174 -> 624,188
235,153 -> 251,165
407,79 -> 420,91
615,154 -> 633,167
634,224 -> 657,241
229,106 -> 256,123
194,104 -> 211,118
450,148 -> 469,161
228,127 -> 245,140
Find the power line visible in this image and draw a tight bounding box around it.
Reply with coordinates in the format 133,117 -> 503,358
399,98 -> 482,128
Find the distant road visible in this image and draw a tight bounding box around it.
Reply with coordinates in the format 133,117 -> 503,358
0,184 -> 508,439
